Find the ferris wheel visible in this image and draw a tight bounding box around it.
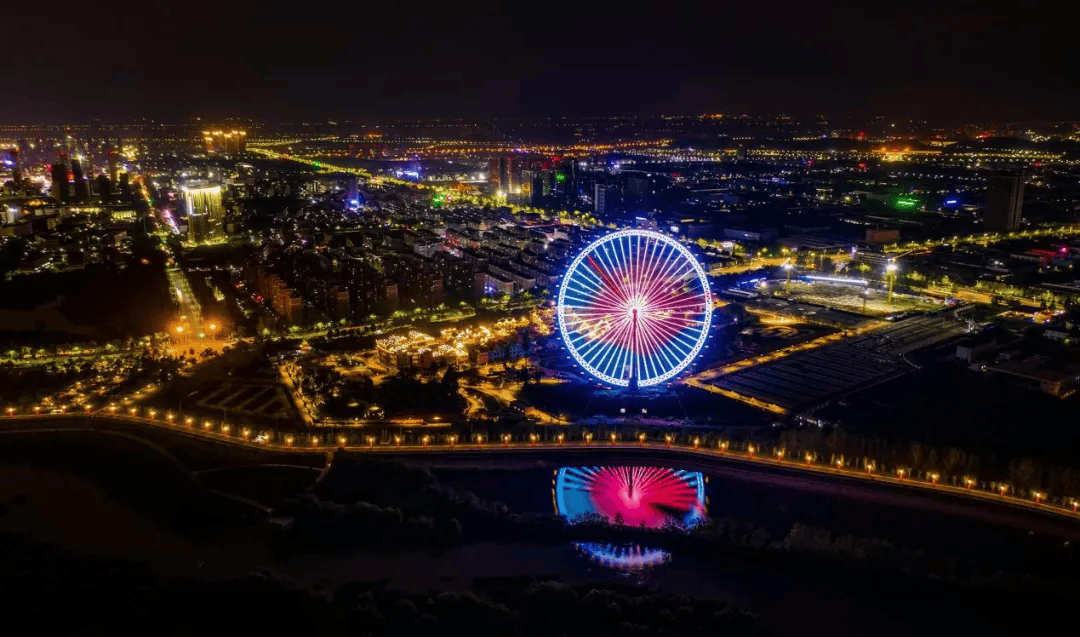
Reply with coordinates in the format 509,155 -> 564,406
557,230 -> 712,387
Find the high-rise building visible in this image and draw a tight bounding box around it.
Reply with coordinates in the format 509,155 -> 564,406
228,130 -> 246,154
50,154 -> 70,202
537,170 -> 554,197
95,174 -> 113,200
497,157 -> 510,195
557,158 -> 577,197
203,130 -> 247,155
184,185 -> 226,243
984,172 -> 1024,232
106,149 -> 120,183
70,157 -> 89,202
187,211 -> 209,243
8,148 -> 21,183
594,184 -> 608,216
345,174 -> 359,208
202,131 -> 218,153
520,169 -> 535,201
118,172 -> 131,199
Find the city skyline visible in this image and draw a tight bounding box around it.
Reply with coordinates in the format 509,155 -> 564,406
4,4 -> 1080,633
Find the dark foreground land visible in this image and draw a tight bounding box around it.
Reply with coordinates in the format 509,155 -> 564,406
2,421 -> 1080,636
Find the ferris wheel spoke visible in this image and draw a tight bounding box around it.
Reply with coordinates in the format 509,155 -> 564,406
558,231 -> 711,387
637,322 -> 683,375
639,254 -> 690,305
594,244 -> 633,301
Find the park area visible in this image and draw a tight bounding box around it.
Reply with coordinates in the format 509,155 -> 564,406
778,279 -> 943,317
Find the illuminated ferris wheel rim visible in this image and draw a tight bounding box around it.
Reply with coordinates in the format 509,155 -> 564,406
556,229 -> 712,387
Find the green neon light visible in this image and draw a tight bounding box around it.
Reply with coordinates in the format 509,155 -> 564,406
555,173 -> 566,182
896,199 -> 918,208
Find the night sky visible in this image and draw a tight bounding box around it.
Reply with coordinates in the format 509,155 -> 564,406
5,1 -> 1077,123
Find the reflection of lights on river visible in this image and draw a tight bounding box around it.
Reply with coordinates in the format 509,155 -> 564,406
554,466 -> 706,569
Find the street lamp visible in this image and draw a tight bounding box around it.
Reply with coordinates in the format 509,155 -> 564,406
805,452 -> 814,465
965,477 -> 975,489
285,436 -> 294,446
718,440 -> 729,452
529,433 -> 538,445
782,262 -> 794,295
930,473 -> 939,485
367,436 -> 376,447
775,448 -> 784,461
885,261 -> 899,305
665,434 -> 674,446
583,432 -> 592,445
556,433 -> 564,445
747,444 -> 755,455
896,468 -> 906,480
502,433 -> 511,446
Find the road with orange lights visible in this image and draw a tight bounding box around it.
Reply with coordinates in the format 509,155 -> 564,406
3,413 -> 1080,537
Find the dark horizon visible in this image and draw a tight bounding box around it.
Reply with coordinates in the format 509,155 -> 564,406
4,1 -> 1078,124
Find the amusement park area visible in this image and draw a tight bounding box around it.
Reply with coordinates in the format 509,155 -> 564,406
85,221 -> 1080,446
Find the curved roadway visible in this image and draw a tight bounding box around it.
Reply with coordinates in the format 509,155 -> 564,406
2,414 -> 1079,539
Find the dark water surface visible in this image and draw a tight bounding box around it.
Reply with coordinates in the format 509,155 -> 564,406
3,454 -> 1077,637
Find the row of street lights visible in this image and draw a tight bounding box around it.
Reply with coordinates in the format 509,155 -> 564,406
5,406 -> 1078,515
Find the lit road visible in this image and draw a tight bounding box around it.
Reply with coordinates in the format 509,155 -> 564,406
886,224 -> 1080,255
465,381 -> 568,424
167,267 -> 203,337
4,413 -> 1080,538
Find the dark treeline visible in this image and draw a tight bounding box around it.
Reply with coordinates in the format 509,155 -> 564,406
0,530 -> 768,637
774,426 -> 1080,504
